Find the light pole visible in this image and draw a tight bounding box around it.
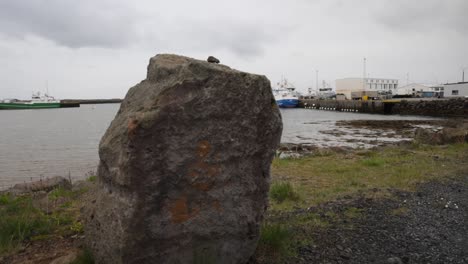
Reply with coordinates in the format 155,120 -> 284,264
363,57 -> 366,91
462,66 -> 467,82
316,70 -> 319,93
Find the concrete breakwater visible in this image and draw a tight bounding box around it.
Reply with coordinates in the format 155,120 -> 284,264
60,98 -> 123,104
300,98 -> 468,117
59,99 -> 123,108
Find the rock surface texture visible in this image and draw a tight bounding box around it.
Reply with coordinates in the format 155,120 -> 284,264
85,54 -> 282,264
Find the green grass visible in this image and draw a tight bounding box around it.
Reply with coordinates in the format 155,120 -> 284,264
86,176 -> 97,183
256,223 -> 294,262
391,207 -> 409,216
0,195 -> 53,254
270,143 -> 468,211
0,194 -> 10,205
344,207 -> 364,219
0,187 -> 86,256
269,182 -> 299,203
361,157 -> 385,167
294,212 -> 330,228
49,187 -> 75,200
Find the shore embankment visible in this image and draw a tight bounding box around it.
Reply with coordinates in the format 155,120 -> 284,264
300,98 -> 468,117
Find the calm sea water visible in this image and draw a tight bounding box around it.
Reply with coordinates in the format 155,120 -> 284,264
0,105 -> 437,189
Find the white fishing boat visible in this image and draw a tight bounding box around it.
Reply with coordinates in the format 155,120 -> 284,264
273,78 -> 300,108
317,81 -> 336,99
0,92 -> 61,110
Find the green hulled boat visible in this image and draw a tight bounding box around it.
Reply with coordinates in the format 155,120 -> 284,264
0,92 -> 61,110
0,102 -> 61,109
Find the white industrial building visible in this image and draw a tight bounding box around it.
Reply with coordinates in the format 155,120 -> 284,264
395,83 -> 442,97
443,82 -> 468,97
336,78 -> 398,100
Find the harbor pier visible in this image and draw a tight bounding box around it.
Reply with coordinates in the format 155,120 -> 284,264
299,98 -> 468,117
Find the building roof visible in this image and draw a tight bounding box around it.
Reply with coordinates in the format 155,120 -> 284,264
444,81 -> 468,85
336,77 -> 398,81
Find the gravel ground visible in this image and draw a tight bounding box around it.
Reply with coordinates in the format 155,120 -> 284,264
295,175 -> 468,264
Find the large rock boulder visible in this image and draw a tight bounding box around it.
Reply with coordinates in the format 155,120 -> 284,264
85,54 -> 282,263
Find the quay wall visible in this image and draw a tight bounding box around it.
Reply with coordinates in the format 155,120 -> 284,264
391,98 -> 467,117
300,99 -> 385,114
300,98 -> 468,117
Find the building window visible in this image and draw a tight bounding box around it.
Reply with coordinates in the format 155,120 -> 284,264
452,90 -> 459,95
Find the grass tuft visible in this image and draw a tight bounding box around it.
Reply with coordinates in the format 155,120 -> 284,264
0,196 -> 53,254
391,207 -> 409,216
0,194 -> 11,205
49,187 -> 74,200
257,223 -> 293,262
344,207 -> 364,219
361,157 -> 385,167
86,176 -> 97,183
0,189 -> 85,255
269,182 -> 299,203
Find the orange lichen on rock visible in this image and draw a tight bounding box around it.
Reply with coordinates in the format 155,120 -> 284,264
197,140 -> 211,158
193,182 -> 212,191
188,161 -> 220,179
127,119 -> 139,138
169,196 -> 200,224
212,200 -> 223,212
187,140 -> 221,192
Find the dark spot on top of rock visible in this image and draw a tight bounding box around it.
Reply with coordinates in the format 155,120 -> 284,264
207,56 -> 220,63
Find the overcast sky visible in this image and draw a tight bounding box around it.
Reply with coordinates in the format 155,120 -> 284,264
0,0 -> 467,99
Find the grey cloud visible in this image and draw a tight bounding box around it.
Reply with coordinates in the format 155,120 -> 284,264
374,0 -> 468,35
144,19 -> 281,58
0,0 -> 138,48
0,0 -> 281,57
183,21 -> 276,57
